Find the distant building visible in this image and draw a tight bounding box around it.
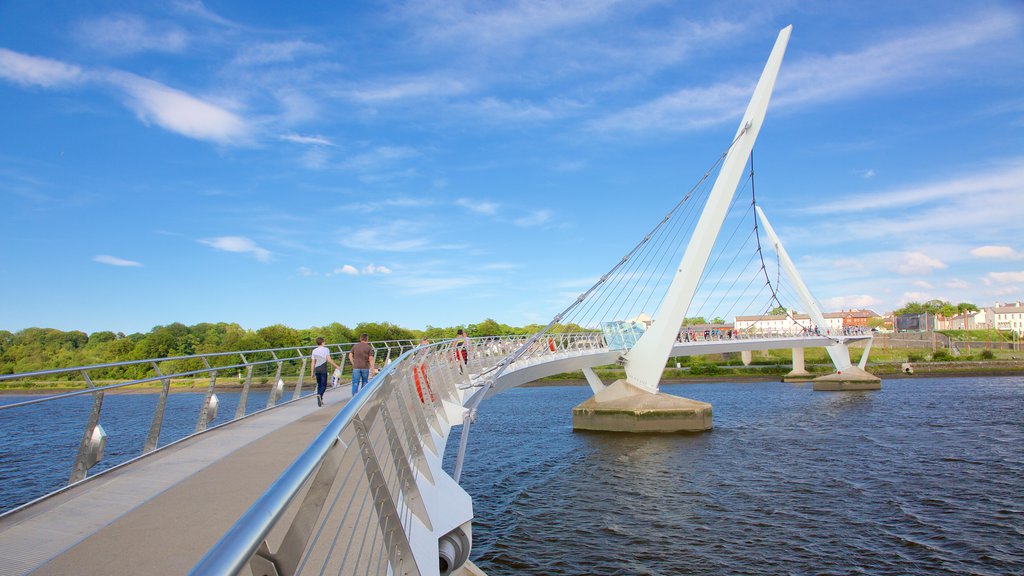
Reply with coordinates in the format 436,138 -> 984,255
895,312 -> 935,332
993,301 -> 1024,336
732,309 -> 876,336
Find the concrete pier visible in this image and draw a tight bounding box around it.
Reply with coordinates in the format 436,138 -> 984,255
782,347 -> 813,382
572,380 -> 712,433
812,365 -> 882,391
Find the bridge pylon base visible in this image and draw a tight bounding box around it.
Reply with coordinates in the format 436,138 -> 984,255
571,380 -> 712,433
782,370 -> 814,383
811,366 -> 882,391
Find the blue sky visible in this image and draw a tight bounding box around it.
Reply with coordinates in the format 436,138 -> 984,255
2,1 -> 1023,335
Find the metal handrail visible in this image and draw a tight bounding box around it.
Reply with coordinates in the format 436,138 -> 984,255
190,343 -> 425,575
0,338 -> 419,501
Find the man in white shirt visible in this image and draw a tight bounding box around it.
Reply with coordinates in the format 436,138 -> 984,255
311,337 -> 340,407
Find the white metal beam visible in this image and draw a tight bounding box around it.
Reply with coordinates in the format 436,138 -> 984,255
755,206 -> 852,370
623,25 -> 793,392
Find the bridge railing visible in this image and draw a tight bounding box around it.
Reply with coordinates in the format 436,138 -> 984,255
0,338 -> 417,511
191,338 -> 483,576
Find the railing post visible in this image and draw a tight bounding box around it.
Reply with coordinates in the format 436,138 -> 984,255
292,349 -> 307,400
266,351 -> 284,409
379,393 -> 432,530
144,362 -> 172,454
196,357 -> 218,433
69,369 -> 105,484
236,355 -> 253,419
352,416 -> 422,576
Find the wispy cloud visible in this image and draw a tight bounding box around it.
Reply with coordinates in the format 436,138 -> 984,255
329,263 -> 392,276
406,0 -> 628,48
75,14 -> 188,55
774,10 -> 1021,109
823,294 -> 879,309
986,271 -> 1024,284
514,209 -> 553,227
347,77 -> 469,103
455,197 -> 498,215
0,48 -> 84,88
93,254 -> 143,267
388,275 -> 484,295
341,146 -> 420,171
805,160 -> 1024,215
199,236 -> 271,261
340,220 -> 451,252
233,40 -> 325,66
890,251 -> 947,276
281,133 -> 335,146
107,72 -> 251,144
971,245 -> 1024,260
591,10 -> 1022,135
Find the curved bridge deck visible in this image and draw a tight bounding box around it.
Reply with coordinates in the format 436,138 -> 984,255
0,389 -> 353,576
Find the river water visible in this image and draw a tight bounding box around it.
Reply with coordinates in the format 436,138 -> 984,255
452,377 -> 1024,575
2,377 -> 1022,574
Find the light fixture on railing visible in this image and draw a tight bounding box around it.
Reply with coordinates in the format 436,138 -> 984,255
206,394 -> 219,424
84,424 -> 107,471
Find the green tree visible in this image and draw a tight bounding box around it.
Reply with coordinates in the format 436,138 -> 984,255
256,324 -> 301,349
769,306 -> 788,315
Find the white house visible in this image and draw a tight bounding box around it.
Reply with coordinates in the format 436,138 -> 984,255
993,301 -> 1024,336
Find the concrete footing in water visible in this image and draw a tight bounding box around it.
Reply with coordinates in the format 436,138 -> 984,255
812,365 -> 882,391
572,380 -> 712,433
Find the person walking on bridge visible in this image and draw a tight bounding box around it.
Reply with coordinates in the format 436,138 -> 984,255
349,333 -> 375,396
311,337 -> 340,407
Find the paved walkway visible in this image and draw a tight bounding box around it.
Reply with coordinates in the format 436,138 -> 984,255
0,388 -> 352,576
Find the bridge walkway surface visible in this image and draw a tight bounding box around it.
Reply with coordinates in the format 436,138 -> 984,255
0,388 -> 354,576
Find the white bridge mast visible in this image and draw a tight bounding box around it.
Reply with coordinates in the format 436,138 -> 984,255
624,26 -> 792,392
755,206 -> 854,371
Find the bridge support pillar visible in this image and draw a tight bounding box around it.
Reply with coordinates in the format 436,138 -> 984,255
571,380 -> 712,433
740,350 -> 752,366
812,365 -> 881,391
811,343 -> 881,390
782,347 -> 813,382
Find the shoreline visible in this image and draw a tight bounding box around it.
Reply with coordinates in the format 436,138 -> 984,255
3,365 -> 1022,396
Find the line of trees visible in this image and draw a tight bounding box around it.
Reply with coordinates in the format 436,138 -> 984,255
893,300 -> 978,318
0,319 -> 579,376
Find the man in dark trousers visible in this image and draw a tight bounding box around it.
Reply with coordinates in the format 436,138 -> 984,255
348,333 -> 375,396
310,337 -> 340,407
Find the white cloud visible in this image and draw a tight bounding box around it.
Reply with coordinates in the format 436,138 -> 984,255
971,245 -> 1024,260
857,169 -> 876,179
806,161 -> 1024,215
347,77 -> 469,103
823,294 -> 879,309
107,72 -> 250,144
0,48 -> 84,88
298,266 -> 317,277
76,14 -> 188,55
233,40 -> 324,65
389,275 -> 484,295
199,236 -> 271,261
340,221 -> 461,252
455,197 -> 499,215
774,11 -> 1020,110
93,254 -> 142,267
514,209 -> 553,227
945,279 -> 969,289
281,133 -> 334,146
891,251 -> 946,275
987,271 -> 1024,284
341,146 -> 420,171
911,280 -> 934,289
332,263 -> 392,276
592,10 -> 1021,135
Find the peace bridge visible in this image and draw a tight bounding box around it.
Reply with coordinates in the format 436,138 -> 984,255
0,25 -> 883,575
